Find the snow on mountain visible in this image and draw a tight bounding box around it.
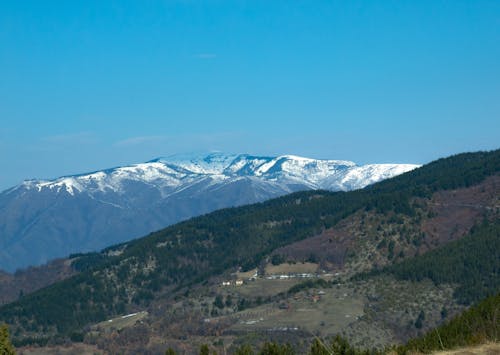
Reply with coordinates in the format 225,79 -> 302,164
0,153 -> 419,272
19,153 -> 419,196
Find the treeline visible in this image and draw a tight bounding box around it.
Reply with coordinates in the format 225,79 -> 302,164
0,149 -> 498,342
377,220 -> 500,304
286,279 -> 330,295
168,335 -> 383,355
69,252 -> 113,272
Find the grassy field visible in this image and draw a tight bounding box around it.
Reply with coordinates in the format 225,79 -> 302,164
229,283 -> 364,335
264,262 -> 320,275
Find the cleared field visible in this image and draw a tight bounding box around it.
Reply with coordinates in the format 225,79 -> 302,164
225,278 -> 303,298
264,262 -> 319,275
230,285 -> 365,336
235,268 -> 258,279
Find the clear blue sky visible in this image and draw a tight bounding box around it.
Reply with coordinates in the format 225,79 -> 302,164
1,0 -> 499,191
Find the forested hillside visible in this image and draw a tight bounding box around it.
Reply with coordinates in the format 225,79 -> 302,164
365,220 -> 500,304
0,149 -> 498,347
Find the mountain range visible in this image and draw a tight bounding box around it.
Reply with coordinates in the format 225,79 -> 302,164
0,153 -> 418,272
0,149 -> 497,353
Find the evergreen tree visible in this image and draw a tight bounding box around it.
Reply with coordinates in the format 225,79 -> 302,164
414,310 -> 425,329
213,295 -> 224,309
259,342 -> 295,355
0,323 -> 15,355
200,344 -> 210,355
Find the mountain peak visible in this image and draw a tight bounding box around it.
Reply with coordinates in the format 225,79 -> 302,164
152,152 -> 242,175
0,152 -> 420,271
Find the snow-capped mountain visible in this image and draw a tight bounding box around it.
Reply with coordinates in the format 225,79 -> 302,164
0,153 -> 419,272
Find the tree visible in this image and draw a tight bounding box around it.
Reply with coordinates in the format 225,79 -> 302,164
234,344 -> 254,355
440,307 -> 448,319
271,254 -> 285,265
259,342 -> 295,355
330,335 -> 357,355
387,240 -> 395,260
225,294 -> 233,307
200,344 -> 210,355
309,338 -> 330,355
213,295 -> 224,309
415,310 -> 425,329
0,323 -> 15,355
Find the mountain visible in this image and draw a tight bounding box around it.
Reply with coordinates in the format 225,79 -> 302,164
0,153 -> 418,272
0,149 -> 497,352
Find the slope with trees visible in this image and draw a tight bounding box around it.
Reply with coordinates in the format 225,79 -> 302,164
366,220 -> 500,305
0,150 -> 498,346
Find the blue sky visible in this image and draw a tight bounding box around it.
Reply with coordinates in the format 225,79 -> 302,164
0,0 -> 499,191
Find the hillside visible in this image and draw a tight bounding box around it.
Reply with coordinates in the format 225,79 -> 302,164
0,258 -> 76,306
375,220 -> 500,305
398,292 -> 500,353
0,149 -> 498,352
0,153 -> 418,272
